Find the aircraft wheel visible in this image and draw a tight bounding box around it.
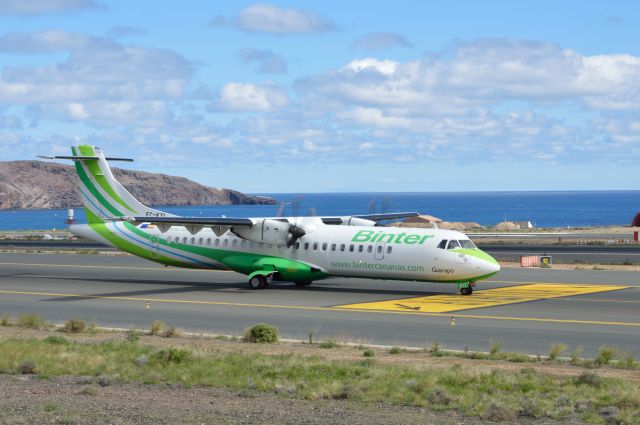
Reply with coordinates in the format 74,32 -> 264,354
294,281 -> 312,287
249,275 -> 267,289
460,287 -> 473,296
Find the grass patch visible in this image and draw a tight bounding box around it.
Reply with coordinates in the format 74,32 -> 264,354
163,326 -> 182,338
362,349 -> 375,358
389,346 -> 405,355
1,315 -> 11,327
244,323 -> 279,343
0,336 -> 639,423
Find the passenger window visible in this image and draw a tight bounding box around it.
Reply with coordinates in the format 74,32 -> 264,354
232,240 -> 237,247
183,237 -> 187,244
241,240 -> 246,247
331,244 -> 336,251
349,244 -> 354,252
367,245 -> 373,253
387,246 -> 392,254
250,241 -> 255,247
223,239 -> 228,246
206,238 -> 211,246
447,240 -> 460,250
215,239 -> 220,246
340,244 -> 345,252
437,240 -> 448,249
304,242 -> 309,250
190,237 -> 195,245
198,238 -> 203,245
358,245 -> 363,252
313,242 -> 318,251
377,245 -> 383,254
322,243 -> 327,251
295,242 -> 300,249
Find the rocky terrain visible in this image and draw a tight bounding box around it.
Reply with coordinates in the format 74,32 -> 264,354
0,161 -> 275,210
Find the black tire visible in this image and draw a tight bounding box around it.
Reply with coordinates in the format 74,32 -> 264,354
249,275 -> 267,289
460,287 -> 473,296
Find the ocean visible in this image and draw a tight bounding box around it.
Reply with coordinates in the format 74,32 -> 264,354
0,191 -> 638,231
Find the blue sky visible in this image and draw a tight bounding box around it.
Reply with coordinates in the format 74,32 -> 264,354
1,0 -> 639,192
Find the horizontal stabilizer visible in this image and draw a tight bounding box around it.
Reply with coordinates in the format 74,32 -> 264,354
38,155 -> 134,162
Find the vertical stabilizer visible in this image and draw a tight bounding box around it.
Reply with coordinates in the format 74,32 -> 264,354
71,145 -> 174,223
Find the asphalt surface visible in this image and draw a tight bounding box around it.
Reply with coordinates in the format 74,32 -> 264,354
482,244 -> 640,265
3,240 -> 638,264
0,252 -> 639,356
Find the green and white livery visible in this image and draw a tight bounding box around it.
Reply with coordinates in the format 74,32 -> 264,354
53,145 -> 499,295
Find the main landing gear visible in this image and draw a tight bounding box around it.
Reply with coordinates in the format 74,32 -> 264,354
249,274 -> 271,289
458,281 -> 476,296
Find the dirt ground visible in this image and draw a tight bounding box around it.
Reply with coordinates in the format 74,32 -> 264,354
0,327 -> 637,424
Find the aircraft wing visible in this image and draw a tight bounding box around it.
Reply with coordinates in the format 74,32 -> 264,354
128,216 -> 254,226
353,212 -> 420,221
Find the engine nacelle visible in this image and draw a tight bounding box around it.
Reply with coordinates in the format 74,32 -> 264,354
232,219 -> 291,245
340,217 -> 376,227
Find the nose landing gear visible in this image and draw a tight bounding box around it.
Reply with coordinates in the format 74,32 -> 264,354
457,281 -> 476,296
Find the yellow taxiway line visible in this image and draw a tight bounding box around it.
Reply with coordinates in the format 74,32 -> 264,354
0,288 -> 638,328
337,283 -> 629,313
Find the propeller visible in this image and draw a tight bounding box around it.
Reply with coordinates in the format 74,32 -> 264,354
285,223 -> 306,248
368,195 -> 394,226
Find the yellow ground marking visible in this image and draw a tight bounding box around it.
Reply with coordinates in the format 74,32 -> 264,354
0,262 -> 232,273
0,288 -> 639,328
336,284 -> 629,313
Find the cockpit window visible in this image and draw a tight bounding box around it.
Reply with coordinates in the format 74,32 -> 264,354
446,240 -> 461,250
437,239 -> 448,249
458,239 -> 476,249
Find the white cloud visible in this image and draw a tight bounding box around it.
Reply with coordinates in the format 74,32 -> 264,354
235,4 -> 332,34
0,0 -> 99,15
210,82 -> 289,112
0,31 -> 192,105
351,32 -> 413,51
237,48 -> 287,74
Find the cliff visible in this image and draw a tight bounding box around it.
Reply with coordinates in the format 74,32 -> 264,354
0,161 -> 275,210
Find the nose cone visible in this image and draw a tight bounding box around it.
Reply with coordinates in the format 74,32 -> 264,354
472,249 -> 501,277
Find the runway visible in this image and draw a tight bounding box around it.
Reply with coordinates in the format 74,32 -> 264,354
0,252 -> 639,356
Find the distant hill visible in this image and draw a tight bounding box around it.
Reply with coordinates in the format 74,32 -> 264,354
0,161 -> 275,210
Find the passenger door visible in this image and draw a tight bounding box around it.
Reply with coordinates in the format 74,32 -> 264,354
149,235 -> 160,259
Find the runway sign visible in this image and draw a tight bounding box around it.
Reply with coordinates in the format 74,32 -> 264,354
336,283 -> 629,313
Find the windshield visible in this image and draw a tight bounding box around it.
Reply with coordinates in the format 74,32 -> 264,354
446,240 -> 460,250
458,239 -> 476,249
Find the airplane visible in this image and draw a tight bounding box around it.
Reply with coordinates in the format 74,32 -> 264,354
39,145 -> 500,295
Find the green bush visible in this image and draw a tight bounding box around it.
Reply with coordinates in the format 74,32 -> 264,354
548,343 -> 568,361
156,348 -> 191,364
18,360 -> 39,375
319,341 -> 337,349
149,320 -> 164,336
595,345 -> 617,366
44,336 -> 68,345
489,339 -> 503,356
1,315 -> 11,327
163,326 -> 182,338
362,349 -> 375,358
575,372 -> 602,387
244,323 -> 279,343
63,318 -> 86,333
389,346 -> 404,354
17,314 -> 47,329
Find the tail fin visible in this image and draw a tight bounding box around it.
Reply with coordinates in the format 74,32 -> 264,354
71,145 -> 173,223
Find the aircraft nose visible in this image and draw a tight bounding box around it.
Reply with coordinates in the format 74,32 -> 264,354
476,249 -> 500,275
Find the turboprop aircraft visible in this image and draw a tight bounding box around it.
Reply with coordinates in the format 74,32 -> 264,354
40,145 -> 500,295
